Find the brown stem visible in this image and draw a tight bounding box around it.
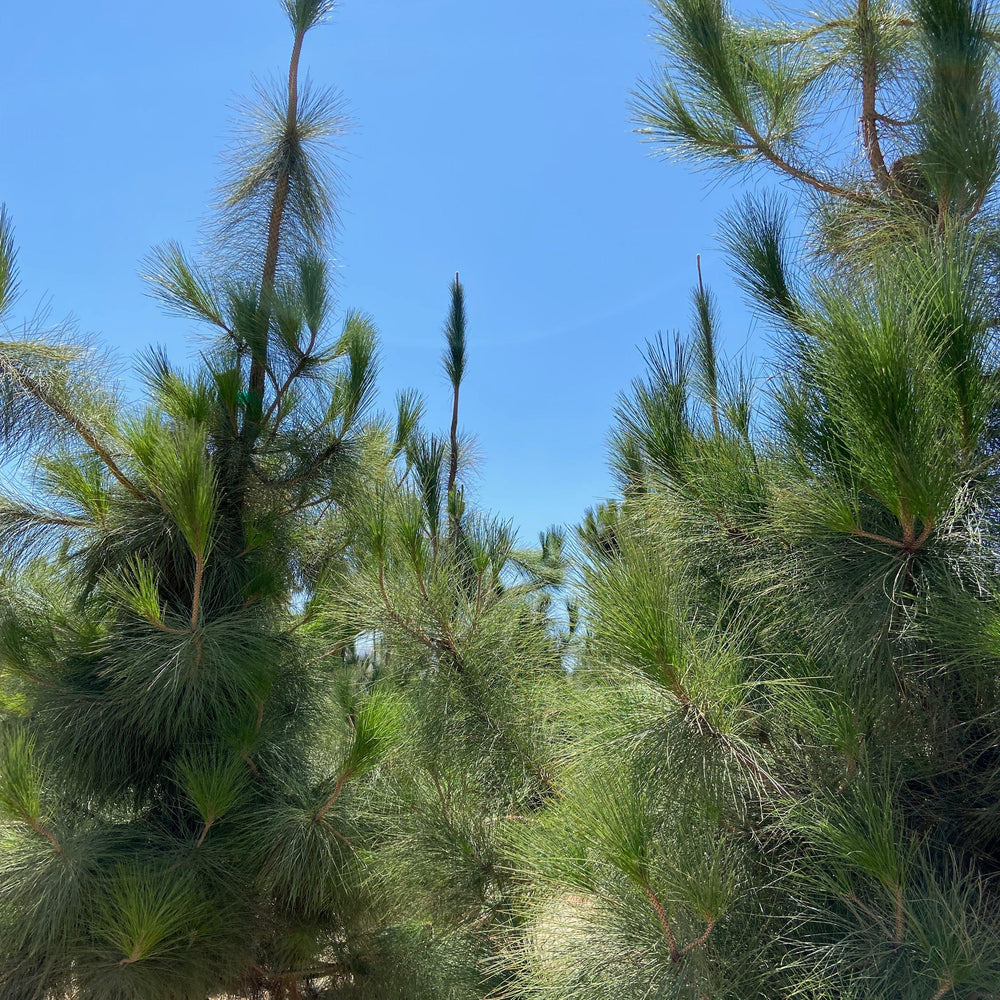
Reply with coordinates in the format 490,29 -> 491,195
267,437 -> 345,488
0,355 -> 143,502
858,0 -> 891,190
263,324 -> 318,427
929,978 -> 953,1000
447,390 -> 460,469
145,613 -> 189,637
241,749 -> 262,780
893,882 -> 905,945
900,511 -> 916,549
407,537 -> 431,601
246,28 -> 306,436
642,881 -> 681,962
313,769 -> 350,823
765,17 -> 855,44
875,112 -> 915,127
430,768 -> 452,824
669,670 -> 784,793
286,29 -> 304,133
263,28 -> 304,297
273,962 -> 352,980
191,631 -> 204,672
190,553 -> 205,630
679,914 -> 717,958
850,525 -> 907,549
378,564 -> 441,653
844,892 -> 894,941
740,121 -> 871,203
316,817 -> 357,850
195,817 -> 213,848
22,671 -> 55,689
28,817 -> 62,854
665,667 -> 692,707
471,571 -> 484,630
4,510 -> 91,530
966,187 -> 988,222
837,753 -> 858,794
907,518 -> 934,552
463,841 -> 489,871
938,192 -> 951,232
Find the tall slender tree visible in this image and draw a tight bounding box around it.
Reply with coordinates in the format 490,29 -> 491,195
0,4 -> 405,997
279,278 -> 574,1000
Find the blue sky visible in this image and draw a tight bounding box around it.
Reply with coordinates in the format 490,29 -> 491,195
0,0 -> 766,541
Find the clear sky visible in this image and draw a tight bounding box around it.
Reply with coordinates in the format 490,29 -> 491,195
0,0 -> 765,541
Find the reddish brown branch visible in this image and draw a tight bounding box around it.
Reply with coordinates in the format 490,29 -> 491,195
447,272 -> 462,536
190,553 -> 205,630
858,0 -> 891,190
642,881 -> 680,962
378,564 -> 442,654
679,915 -> 717,958
850,526 -> 906,549
313,770 -> 350,823
246,27 -> 306,435
908,518 -> 934,552
740,121 -> 870,203
0,356 -> 144,502
316,816 -> 357,850
697,255 -> 722,437
28,817 -> 62,854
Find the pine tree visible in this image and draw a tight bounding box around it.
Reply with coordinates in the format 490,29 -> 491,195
504,1 -> 1000,998
300,278 -> 574,999
0,3 -> 405,997
635,0 -> 1000,257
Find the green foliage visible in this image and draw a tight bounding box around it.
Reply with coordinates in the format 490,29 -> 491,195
176,750 -> 250,839
444,273 -> 467,390
0,3 -> 401,996
502,3 -> 1000,984
283,0 -> 338,33
636,0 -> 1000,260
0,206 -> 19,321
87,864 -> 224,993
6,0 -> 1000,998
0,728 -> 44,830
0,14 -> 575,993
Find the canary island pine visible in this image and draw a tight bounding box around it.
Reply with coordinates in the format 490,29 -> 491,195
0,3 -> 406,997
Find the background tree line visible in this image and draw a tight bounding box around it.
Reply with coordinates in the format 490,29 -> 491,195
3,0 -> 1000,998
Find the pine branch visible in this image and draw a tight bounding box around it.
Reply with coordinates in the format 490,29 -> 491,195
0,352 -> 143,501
641,880 -> 681,962
444,272 -> 466,541
858,0 -> 892,190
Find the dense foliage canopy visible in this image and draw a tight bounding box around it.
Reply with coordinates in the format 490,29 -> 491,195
4,0 -> 1000,998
